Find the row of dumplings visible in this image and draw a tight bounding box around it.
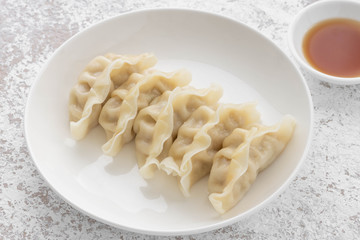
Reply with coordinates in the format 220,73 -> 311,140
69,53 -> 296,214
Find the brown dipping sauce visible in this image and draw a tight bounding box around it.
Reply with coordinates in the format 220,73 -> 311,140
303,18 -> 360,78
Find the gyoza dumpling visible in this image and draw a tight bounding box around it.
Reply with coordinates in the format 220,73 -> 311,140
160,105 -> 219,176
208,115 -> 296,214
133,85 -> 223,179
160,103 -> 261,196
69,53 -> 157,140
99,69 -> 191,156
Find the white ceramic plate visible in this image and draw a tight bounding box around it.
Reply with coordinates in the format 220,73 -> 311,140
25,9 -> 313,235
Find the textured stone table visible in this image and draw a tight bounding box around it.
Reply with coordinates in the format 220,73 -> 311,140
1,0 -> 360,239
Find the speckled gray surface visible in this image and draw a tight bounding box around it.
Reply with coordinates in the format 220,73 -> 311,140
1,0 -> 360,239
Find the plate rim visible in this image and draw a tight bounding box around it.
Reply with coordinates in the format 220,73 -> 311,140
24,7 -> 314,236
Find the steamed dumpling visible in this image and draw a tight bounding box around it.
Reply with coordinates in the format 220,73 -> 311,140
160,103 -> 261,196
99,69 -> 191,156
208,115 -> 296,214
133,84 -> 223,179
160,105 -> 219,176
67,52 -> 298,215
69,53 -> 157,140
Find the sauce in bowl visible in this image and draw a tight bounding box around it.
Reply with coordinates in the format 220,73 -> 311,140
303,18 -> 360,78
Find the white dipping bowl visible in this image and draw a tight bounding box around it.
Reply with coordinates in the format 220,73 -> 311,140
288,0 -> 360,85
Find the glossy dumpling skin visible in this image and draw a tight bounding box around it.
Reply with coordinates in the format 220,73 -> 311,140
160,102 -> 261,196
99,69 -> 191,156
208,115 -> 296,214
133,84 -> 223,179
160,105 -> 219,176
69,53 -> 157,140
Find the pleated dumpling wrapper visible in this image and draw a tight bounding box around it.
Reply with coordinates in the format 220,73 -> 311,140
160,103 -> 261,197
133,84 -> 223,179
69,53 -> 157,140
208,115 -> 296,214
99,69 -> 191,156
